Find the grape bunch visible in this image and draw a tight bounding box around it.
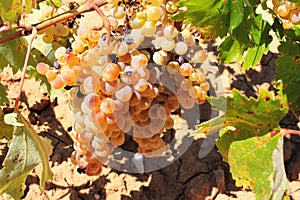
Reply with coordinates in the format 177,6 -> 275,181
25,1 -> 77,44
272,0 -> 300,25
37,0 -> 210,175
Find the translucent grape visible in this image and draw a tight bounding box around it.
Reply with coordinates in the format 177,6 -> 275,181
113,6 -> 126,19
164,25 -> 178,39
131,54 -> 149,68
161,38 -> 176,51
102,63 -> 120,81
129,17 -> 146,29
36,62 -> 50,75
77,25 -> 90,38
121,66 -> 140,84
115,85 -> 133,102
71,39 -> 84,53
54,23 -> 69,36
88,30 -> 101,42
60,67 -> 77,85
166,2 -> 177,13
153,50 -> 169,65
147,6 -> 163,21
174,41 -> 188,55
192,50 -> 207,63
180,78 -> 192,91
100,79 -> 118,95
116,42 -> 129,56
84,93 -> 101,109
290,9 -> 300,24
50,74 -> 65,89
129,91 -> 142,106
143,21 -> 157,37
54,46 -> 66,62
166,61 -> 180,74
46,70 -> 57,82
100,98 -> 116,114
110,132 -> 125,146
134,79 -> 148,92
83,76 -> 100,94
179,63 -> 193,76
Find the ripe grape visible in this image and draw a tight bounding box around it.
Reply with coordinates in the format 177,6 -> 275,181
174,41 -> 188,55
60,67 -> 77,85
115,85 -> 133,102
55,46 -> 67,61
88,30 -> 101,42
54,23 -> 69,36
83,76 -> 100,94
50,74 -> 65,89
77,25 -> 90,38
131,54 -> 149,68
100,98 -> 116,114
147,6 -> 163,21
113,6 -> 126,19
164,25 -> 178,39
161,38 -> 176,51
143,21 -> 157,37
36,62 -> 50,75
179,63 -> 193,76
100,79 -> 118,95
84,93 -> 101,109
290,9 -> 300,24
116,42 -> 129,56
102,63 -> 120,82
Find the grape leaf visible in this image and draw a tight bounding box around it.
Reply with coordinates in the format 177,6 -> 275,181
0,35 -> 59,99
0,112 -> 53,199
0,82 -> 9,106
0,37 -> 38,74
0,0 -> 34,23
218,36 -> 244,63
196,89 -> 288,199
0,109 -> 13,140
175,0 -> 274,70
229,0 -> 244,33
275,29 -> 300,110
173,0 -> 228,38
243,44 -> 268,71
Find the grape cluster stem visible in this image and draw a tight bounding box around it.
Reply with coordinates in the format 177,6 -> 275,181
14,28 -> 37,112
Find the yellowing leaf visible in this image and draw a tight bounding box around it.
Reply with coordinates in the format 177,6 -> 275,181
196,89 -> 288,199
0,109 -> 13,140
0,112 -> 53,199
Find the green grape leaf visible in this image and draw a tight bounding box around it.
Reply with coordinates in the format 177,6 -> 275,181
0,35 -> 59,98
0,0 -> 34,23
242,44 -> 268,71
0,37 -> 39,74
275,29 -> 300,110
218,36 -> 244,63
229,0 -> 244,33
175,0 -> 274,70
0,83 -> 9,106
0,112 -> 53,199
196,89 -> 288,199
172,0 -> 228,39
0,109 -> 13,140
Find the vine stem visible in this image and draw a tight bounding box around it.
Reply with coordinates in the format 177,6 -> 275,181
281,128 -> 300,136
14,28 -> 37,112
0,0 -> 108,45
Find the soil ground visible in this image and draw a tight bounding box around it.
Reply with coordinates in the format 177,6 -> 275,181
1,42 -> 300,200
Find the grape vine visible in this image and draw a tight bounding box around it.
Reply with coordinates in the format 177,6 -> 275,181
0,0 -> 300,200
